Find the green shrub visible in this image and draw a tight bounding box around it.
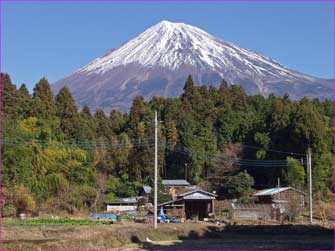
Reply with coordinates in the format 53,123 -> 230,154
2,204 -> 17,217
222,171 -> 255,199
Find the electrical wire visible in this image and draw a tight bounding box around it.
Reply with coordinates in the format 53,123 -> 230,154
168,143 -> 302,167
2,135 -> 305,168
1,137 -> 156,149
219,143 -> 306,156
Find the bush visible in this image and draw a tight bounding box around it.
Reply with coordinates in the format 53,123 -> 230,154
66,184 -> 96,210
222,171 -> 254,199
2,204 -> 17,217
283,193 -> 305,222
13,185 -> 36,214
149,190 -> 171,204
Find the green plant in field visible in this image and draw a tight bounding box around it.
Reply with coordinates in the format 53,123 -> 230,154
2,218 -> 114,226
2,204 -> 17,217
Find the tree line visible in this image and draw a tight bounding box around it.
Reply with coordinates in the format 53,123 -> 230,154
1,73 -> 333,216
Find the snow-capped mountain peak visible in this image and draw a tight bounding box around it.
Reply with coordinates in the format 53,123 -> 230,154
78,20 -> 311,81
79,20 -> 221,72
54,20 -> 333,112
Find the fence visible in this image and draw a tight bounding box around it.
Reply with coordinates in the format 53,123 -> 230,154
230,203 -> 272,220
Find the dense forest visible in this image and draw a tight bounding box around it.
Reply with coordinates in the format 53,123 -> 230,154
1,72 -> 333,216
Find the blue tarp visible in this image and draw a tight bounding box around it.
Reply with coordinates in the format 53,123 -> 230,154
170,216 -> 181,223
159,207 -> 167,223
90,213 -> 117,220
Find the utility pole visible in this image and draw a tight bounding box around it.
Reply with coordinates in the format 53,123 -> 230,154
307,147 -> 313,224
185,163 -> 188,180
277,177 -> 280,206
154,110 -> 158,229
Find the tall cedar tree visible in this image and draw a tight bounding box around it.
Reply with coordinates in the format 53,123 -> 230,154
55,86 -> 80,139
94,109 -> 112,139
1,73 -> 17,118
32,78 -> 56,119
16,84 -> 32,118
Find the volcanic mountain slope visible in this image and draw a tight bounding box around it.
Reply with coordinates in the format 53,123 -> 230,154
53,20 -> 333,112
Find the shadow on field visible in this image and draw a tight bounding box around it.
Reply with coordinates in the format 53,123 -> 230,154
142,224 -> 334,250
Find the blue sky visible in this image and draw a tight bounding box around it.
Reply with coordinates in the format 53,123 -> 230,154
2,1 -> 334,91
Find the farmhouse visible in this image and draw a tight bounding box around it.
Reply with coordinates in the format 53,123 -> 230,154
158,189 -> 217,221
105,197 -> 137,212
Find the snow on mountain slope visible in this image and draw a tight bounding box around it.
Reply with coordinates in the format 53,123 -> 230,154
53,20 -> 333,112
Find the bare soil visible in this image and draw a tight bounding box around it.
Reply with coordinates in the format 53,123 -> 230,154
1,221 -> 333,250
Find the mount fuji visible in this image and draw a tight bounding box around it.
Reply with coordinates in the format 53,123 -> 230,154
53,20 -> 333,112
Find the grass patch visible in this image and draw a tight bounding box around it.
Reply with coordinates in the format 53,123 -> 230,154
1,243 -> 37,250
2,218 -> 114,226
148,230 -> 179,241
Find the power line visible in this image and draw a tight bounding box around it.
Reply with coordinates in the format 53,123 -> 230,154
235,144 -> 306,156
1,137 -> 156,149
2,134 -> 305,167
169,143 -> 301,167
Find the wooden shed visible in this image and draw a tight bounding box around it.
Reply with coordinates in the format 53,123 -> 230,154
158,189 -> 217,221
254,187 -> 307,210
105,197 -> 137,212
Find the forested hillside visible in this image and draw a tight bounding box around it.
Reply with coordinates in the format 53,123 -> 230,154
1,73 -> 333,216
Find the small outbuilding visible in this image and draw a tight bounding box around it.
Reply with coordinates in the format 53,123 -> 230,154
254,187 -> 307,210
230,187 -> 307,221
158,189 -> 217,221
105,197 -> 138,212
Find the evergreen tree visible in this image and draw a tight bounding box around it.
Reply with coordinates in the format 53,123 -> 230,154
32,78 -> 56,119
218,79 -> 231,106
313,152 -> 334,198
165,120 -> 178,148
1,73 -> 18,118
109,109 -> 124,134
94,109 -> 112,139
286,157 -> 305,189
229,85 -> 248,110
16,84 -> 32,118
79,105 -> 96,141
128,96 -> 146,130
222,171 -> 255,199
182,75 -> 196,100
55,86 -> 80,139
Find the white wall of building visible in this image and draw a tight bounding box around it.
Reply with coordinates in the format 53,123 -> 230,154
106,204 -> 137,212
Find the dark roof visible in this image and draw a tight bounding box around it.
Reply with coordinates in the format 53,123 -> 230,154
162,179 -> 190,186
105,197 -> 137,204
158,198 -> 184,207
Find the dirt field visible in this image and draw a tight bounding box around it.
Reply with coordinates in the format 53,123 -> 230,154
1,222 -> 334,250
